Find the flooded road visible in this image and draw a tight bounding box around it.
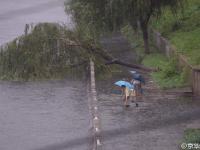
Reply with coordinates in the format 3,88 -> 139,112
0,0 -> 72,45
0,1 -> 92,150
1,1 -> 199,149
0,80 -> 91,150
98,34 -> 200,150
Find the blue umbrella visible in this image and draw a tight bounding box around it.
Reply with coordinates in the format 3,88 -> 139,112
114,80 -> 134,89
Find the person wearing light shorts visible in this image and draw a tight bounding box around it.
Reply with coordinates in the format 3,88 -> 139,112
121,85 -> 136,107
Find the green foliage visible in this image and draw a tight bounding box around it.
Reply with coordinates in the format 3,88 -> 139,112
142,53 -> 168,67
181,129 -> 200,150
170,29 -> 200,66
152,0 -> 200,66
65,0 -> 109,37
142,54 -> 185,89
121,24 -> 159,62
181,66 -> 191,84
0,23 -> 111,81
66,0 -> 185,54
161,58 -> 178,78
121,23 -> 189,89
66,0 -> 184,31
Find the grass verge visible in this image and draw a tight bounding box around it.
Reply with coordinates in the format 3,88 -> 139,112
142,53 -> 186,89
181,129 -> 200,150
151,0 -> 200,67
121,25 -> 187,89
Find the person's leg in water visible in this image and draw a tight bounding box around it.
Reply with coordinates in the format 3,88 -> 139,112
135,89 -> 139,107
135,82 -> 143,107
121,85 -> 131,107
124,96 -> 130,107
131,89 -> 139,107
121,86 -> 128,107
121,85 -> 126,102
123,86 -> 130,107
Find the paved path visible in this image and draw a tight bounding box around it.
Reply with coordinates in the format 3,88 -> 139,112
98,34 -> 200,150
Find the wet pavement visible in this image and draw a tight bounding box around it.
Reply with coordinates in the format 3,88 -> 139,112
0,80 -> 91,150
98,34 -> 200,150
0,0 -> 72,45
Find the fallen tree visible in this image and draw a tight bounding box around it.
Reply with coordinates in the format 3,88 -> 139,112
0,23 -> 155,80
61,39 -> 157,72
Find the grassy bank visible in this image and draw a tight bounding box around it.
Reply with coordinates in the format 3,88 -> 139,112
181,129 -> 200,150
121,0 -> 200,89
151,0 -> 200,67
121,25 -> 186,89
142,54 -> 187,89
142,0 -> 200,88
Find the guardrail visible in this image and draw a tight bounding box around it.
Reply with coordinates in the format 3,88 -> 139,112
87,59 -> 102,150
150,29 -> 200,97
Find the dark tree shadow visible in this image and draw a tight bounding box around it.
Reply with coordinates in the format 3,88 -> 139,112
34,109 -> 200,150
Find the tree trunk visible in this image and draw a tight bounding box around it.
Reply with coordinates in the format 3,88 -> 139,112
105,59 -> 156,73
62,39 -> 157,72
140,22 -> 150,54
89,45 -> 157,72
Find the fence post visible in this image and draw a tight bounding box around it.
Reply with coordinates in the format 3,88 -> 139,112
193,68 -> 200,97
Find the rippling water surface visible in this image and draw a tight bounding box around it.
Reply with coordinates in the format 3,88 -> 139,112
0,80 -> 90,150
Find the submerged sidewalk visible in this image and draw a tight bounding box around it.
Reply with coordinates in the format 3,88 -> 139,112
97,34 -> 200,150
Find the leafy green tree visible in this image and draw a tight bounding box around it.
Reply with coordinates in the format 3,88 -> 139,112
66,0 -> 185,54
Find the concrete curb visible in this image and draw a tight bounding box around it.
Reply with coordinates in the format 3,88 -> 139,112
87,59 -> 102,150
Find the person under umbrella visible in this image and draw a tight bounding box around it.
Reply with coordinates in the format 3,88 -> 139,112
130,71 -> 145,84
130,71 -> 145,102
115,80 -> 135,107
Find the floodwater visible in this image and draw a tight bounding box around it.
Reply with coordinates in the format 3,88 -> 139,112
1,1 -> 199,150
0,80 -> 91,150
0,1 -> 91,150
98,34 -> 200,150
0,0 -> 72,45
